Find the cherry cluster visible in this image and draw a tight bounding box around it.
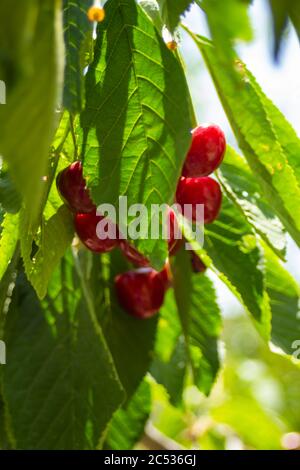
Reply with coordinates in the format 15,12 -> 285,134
57,124 -> 226,319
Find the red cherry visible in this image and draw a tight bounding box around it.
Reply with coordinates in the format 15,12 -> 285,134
115,268 -> 167,319
74,210 -> 119,253
191,252 -> 207,273
176,176 -> 222,224
120,240 -> 150,267
167,208 -> 184,256
182,124 -> 226,177
56,161 -> 95,213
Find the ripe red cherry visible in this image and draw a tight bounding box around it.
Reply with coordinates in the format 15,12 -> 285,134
182,124 -> 226,177
74,210 -> 119,253
115,268 -> 168,319
191,252 -> 207,273
56,161 -> 95,213
176,176 -> 222,224
119,240 -> 150,267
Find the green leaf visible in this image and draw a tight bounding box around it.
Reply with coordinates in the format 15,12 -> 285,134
105,378 -> 151,450
180,196 -> 271,339
0,0 -> 64,224
172,248 -> 222,395
151,290 -> 187,404
157,0 -> 193,33
205,199 -> 271,338
0,393 -> 12,450
20,204 -> 74,299
0,207 -> 4,227
90,249 -> 158,401
267,0 -> 300,60
187,30 -> 300,248
80,0 -> 192,268
0,213 -> 19,282
247,69 -> 300,186
263,244 -> 300,355
148,379 -> 187,441
63,0 -> 94,112
151,336 -> 187,405
0,241 -> 19,329
43,153 -> 74,220
267,0 -> 289,59
51,111 -> 71,153
2,253 -> 124,450
140,0 -> 163,32
202,0 -> 253,43
218,146 -> 286,258
0,169 -> 21,214
153,289 -> 181,362
288,1 -> 300,41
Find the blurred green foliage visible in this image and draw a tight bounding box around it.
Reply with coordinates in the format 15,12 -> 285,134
148,313 -> 300,450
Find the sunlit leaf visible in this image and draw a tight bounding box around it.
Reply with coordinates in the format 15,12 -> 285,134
188,31 -> 300,248
20,205 -> 74,299
140,0 -> 163,31
0,0 -> 64,224
263,244 -> 300,355
80,0 -> 192,268
218,146 -> 286,258
0,212 -> 19,282
202,0 -> 253,43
